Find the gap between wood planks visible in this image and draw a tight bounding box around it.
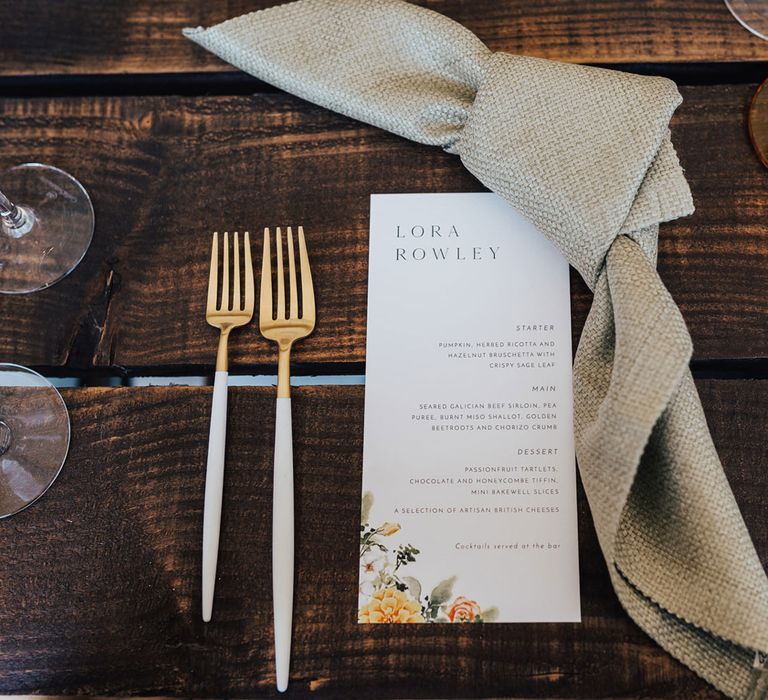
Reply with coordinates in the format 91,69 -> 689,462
47,375 -> 368,388
39,358 -> 768,388
0,61 -> 766,99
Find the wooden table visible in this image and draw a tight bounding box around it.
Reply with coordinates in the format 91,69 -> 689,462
1,2 -> 766,698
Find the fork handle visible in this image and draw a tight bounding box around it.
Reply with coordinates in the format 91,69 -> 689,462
202,369 -> 228,622
273,396 -> 294,693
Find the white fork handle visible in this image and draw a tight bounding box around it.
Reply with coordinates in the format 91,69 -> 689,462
202,369 -> 228,622
273,397 -> 294,693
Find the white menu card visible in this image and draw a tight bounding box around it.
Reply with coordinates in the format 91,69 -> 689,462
358,193 -> 580,624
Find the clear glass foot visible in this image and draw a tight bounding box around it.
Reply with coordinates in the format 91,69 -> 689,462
0,163 -> 94,294
0,364 -> 70,518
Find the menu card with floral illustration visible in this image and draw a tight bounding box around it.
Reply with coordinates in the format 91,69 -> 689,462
358,193 -> 580,624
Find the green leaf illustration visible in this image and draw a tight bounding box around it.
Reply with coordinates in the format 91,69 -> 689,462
394,543 -> 419,570
402,576 -> 422,602
428,576 -> 457,607
361,491 -> 374,525
480,606 -> 499,622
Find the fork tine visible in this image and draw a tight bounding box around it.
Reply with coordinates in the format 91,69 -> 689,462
298,226 -> 315,320
276,227 -> 286,320
221,232 -> 230,311
207,231 -> 219,312
287,226 -> 298,319
260,228 -> 273,323
244,231 -> 254,313
233,232 -> 241,311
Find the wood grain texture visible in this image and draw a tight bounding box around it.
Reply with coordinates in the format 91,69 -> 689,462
0,0 -> 767,77
0,380 -> 764,697
0,84 -> 765,371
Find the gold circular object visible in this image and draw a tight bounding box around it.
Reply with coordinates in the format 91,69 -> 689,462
749,78 -> 768,169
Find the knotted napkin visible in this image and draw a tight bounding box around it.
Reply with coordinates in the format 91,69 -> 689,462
184,2 -> 768,697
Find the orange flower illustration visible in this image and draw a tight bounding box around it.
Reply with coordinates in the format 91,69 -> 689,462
447,596 -> 481,622
358,587 -> 424,623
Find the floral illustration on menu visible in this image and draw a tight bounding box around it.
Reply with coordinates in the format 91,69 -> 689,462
358,491 -> 498,623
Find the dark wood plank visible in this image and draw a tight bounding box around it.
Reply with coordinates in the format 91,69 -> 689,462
0,380 -> 764,697
1,0 -> 767,77
0,84 -> 765,372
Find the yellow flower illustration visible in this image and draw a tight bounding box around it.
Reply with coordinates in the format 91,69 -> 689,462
378,522 -> 401,536
358,587 -> 424,623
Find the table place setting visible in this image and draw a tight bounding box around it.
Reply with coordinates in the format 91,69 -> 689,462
184,1 -> 768,697
1,0 -> 768,699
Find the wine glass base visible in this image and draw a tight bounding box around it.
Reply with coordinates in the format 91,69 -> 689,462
0,364 -> 70,519
0,163 -> 94,294
725,0 -> 768,41
749,78 -> 768,168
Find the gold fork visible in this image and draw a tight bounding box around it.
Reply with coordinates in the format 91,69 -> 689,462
259,226 -> 315,693
202,230 -> 254,623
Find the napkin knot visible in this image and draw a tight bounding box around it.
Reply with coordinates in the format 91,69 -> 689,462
456,53 -> 694,288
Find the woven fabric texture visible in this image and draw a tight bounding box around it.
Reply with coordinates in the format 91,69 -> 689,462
184,2 -> 768,697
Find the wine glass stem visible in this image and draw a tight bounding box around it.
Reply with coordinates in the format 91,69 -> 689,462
0,188 -> 27,230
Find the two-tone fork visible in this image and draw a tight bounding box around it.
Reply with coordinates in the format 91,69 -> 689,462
260,226 -> 315,693
202,231 -> 254,622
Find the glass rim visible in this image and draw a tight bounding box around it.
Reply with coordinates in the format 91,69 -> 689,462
724,0 -> 768,41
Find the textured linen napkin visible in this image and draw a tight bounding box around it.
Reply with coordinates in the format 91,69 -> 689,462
184,2 -> 768,697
